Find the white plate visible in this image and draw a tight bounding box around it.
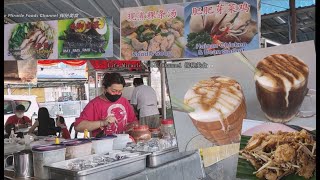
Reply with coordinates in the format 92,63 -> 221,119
242,122 -> 297,136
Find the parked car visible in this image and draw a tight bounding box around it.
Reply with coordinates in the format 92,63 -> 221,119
4,95 -> 39,126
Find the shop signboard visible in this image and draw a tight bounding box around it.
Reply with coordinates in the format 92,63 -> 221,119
4,21 -> 58,61
166,41 -> 316,166
58,17 -> 113,59
4,17 -> 113,61
89,60 -> 143,71
120,0 -> 259,60
184,0 -> 259,58
37,60 -> 87,79
120,4 -> 185,60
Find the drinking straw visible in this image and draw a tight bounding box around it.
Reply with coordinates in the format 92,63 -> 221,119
171,96 -> 195,113
233,52 -> 262,77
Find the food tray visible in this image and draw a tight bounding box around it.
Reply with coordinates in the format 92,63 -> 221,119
45,151 -> 150,180
137,146 -> 196,168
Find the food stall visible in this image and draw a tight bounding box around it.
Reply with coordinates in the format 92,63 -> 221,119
4,128 -> 204,180
4,60 -> 204,180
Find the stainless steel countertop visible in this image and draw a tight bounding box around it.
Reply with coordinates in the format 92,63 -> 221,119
4,149 -> 204,180
120,151 -> 204,180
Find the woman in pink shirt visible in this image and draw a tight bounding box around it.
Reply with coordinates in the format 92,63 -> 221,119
74,73 -> 138,137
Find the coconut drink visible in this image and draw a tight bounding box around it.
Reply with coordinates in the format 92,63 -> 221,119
184,76 -> 246,145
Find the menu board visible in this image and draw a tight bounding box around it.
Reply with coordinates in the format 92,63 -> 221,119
58,17 -> 113,59
4,16 -> 113,61
184,0 -> 259,57
4,21 -> 58,61
120,4 -> 185,60
120,0 -> 259,60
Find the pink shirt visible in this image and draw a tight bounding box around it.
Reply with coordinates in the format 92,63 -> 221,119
75,96 -> 138,137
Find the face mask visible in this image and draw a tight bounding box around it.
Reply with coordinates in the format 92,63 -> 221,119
105,92 -> 121,102
16,113 -> 24,118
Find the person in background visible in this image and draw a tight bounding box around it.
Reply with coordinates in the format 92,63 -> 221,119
74,73 -> 138,137
56,115 -> 71,139
131,78 -> 160,128
5,104 -> 32,129
28,107 -> 57,136
122,82 -> 135,103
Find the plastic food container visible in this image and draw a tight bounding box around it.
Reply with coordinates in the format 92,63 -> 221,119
91,135 -> 117,154
160,119 -> 176,138
32,144 -> 66,180
113,134 -> 133,150
62,139 -> 92,160
131,125 -> 151,143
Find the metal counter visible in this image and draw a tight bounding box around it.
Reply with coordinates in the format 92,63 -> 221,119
4,149 -> 205,180
121,150 -> 205,180
46,152 -> 149,180
143,147 -> 196,168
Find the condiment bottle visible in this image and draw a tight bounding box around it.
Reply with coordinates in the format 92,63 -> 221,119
160,119 -> 175,138
84,129 -> 89,139
10,128 -> 15,138
55,137 -> 60,144
9,128 -> 15,143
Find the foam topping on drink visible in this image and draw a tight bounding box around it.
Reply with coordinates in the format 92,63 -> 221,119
184,76 -> 244,131
254,54 -> 309,107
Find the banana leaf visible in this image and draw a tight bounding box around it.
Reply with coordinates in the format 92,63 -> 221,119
236,130 -> 316,180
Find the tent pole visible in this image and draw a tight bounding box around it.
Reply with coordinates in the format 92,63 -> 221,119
289,0 -> 297,43
160,61 -> 166,119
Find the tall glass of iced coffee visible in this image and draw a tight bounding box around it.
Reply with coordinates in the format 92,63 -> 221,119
254,54 -> 309,122
184,76 -> 246,145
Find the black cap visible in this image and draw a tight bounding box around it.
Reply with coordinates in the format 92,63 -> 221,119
16,104 -> 26,111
